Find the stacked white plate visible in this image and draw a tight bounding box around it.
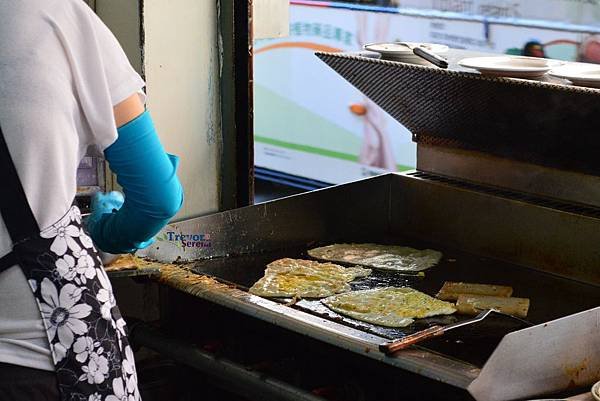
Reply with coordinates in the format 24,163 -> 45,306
548,63 -> 600,88
458,56 -> 563,79
364,42 -> 449,66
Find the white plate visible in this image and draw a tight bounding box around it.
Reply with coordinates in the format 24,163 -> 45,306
548,63 -> 600,88
364,42 -> 448,61
592,380 -> 600,401
458,56 -> 563,78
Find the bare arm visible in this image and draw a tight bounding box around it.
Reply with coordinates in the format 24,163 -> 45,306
113,93 -> 145,128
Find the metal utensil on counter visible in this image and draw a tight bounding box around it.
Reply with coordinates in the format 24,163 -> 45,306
379,309 -> 531,355
398,42 -> 449,68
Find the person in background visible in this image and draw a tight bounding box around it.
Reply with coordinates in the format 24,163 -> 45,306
579,35 -> 600,64
522,41 -> 546,58
0,0 -> 183,400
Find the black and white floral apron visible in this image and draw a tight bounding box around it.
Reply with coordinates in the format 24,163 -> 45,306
0,124 -> 141,401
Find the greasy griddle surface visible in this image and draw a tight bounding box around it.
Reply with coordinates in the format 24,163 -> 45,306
188,237 -> 600,367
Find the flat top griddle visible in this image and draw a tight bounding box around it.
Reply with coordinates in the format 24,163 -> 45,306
185,236 -> 600,368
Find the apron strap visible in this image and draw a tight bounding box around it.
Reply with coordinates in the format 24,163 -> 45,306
0,124 -> 40,243
0,252 -> 17,273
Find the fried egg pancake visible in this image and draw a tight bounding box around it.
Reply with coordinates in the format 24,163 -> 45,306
322,287 -> 456,327
308,243 -> 442,272
249,258 -> 371,298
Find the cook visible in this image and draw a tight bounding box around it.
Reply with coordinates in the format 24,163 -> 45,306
0,1 -> 183,400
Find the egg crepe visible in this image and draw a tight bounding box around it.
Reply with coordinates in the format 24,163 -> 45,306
322,287 -> 456,327
308,243 -> 442,272
249,258 -> 371,298
104,254 -> 140,272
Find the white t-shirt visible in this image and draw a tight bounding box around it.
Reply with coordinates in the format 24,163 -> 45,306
0,0 -> 144,371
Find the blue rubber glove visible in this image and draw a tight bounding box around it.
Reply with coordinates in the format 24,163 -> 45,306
90,191 -> 125,215
87,191 -> 154,251
88,111 -> 183,254
87,191 -> 125,247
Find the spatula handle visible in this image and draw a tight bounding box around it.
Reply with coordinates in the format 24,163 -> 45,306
413,47 -> 449,68
379,325 -> 445,355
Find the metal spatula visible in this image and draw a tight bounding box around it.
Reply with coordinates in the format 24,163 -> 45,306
379,309 -> 531,355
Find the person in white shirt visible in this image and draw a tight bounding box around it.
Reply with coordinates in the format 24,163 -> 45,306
0,1 -> 182,399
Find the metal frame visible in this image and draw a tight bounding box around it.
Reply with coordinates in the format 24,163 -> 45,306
316,51 -> 600,177
417,145 -> 600,209
142,172 -> 600,285
130,322 -> 329,401
151,260 -> 480,389
141,172 -> 600,394
218,0 -> 254,210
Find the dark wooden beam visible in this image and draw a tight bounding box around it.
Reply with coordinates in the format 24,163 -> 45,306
218,0 -> 254,210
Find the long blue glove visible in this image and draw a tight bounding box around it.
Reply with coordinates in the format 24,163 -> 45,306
87,111 -> 184,254
88,191 -> 154,250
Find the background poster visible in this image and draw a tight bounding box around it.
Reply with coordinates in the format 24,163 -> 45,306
400,0 -> 600,25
